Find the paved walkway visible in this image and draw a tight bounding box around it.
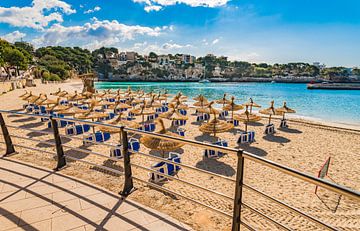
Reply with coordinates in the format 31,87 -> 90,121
0,158 -> 192,231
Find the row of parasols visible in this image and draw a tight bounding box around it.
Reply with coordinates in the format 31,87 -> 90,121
18,87 -> 296,153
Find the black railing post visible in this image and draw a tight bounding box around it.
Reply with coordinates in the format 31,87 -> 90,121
120,126 -> 134,196
232,150 -> 245,231
50,117 -> 66,170
0,113 -> 15,156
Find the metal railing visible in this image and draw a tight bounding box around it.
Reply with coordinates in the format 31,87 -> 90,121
0,109 -> 359,231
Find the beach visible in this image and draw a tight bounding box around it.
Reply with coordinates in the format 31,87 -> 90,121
0,79 -> 359,231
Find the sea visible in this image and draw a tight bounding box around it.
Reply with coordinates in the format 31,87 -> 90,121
95,82 -> 360,126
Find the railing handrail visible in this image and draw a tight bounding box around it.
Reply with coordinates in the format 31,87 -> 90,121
1,109 -> 360,231
1,109 -> 358,201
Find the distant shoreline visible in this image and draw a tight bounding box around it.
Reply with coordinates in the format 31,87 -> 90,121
97,77 -> 360,84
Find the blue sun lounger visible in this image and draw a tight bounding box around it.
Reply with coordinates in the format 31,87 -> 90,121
196,113 -> 210,122
47,119 -> 74,128
237,131 -> 255,144
204,139 -> 228,158
172,119 -> 187,126
66,124 -> 91,135
177,128 -> 185,137
110,138 -> 140,159
149,152 -> 181,183
83,131 -> 111,146
138,123 -> 156,132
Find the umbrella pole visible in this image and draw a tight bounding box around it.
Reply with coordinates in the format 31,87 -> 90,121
250,106 -> 253,114
231,110 -> 234,121
268,115 -> 272,125
283,113 -> 285,120
245,122 -> 248,132
92,118 -> 95,134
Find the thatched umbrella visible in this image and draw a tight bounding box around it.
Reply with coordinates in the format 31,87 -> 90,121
259,101 -> 276,124
216,93 -> 231,108
98,114 -> 140,134
57,106 -> 89,116
193,94 -> 209,108
19,90 -> 31,99
234,106 -> 262,132
199,102 -> 234,136
146,95 -> 162,109
109,102 -> 132,113
50,88 -> 62,96
31,94 -> 46,104
130,103 -> 156,123
67,91 -> 86,102
57,91 -> 68,98
223,96 -> 244,121
140,118 -> 184,157
275,101 -> 296,120
242,98 -> 261,114
37,95 -> 59,106
75,110 -> 110,133
169,98 -> 188,110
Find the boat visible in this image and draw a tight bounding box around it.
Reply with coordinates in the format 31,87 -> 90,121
271,81 -> 276,84
199,79 -> 211,83
199,63 -> 211,83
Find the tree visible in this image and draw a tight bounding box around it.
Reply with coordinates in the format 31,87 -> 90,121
3,47 -> 27,77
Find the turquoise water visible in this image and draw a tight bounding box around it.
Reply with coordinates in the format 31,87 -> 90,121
95,82 -> 360,125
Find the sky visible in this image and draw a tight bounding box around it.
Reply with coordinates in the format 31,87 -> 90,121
0,0 -> 359,67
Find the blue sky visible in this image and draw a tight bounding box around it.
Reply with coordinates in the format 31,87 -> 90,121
0,0 -> 359,67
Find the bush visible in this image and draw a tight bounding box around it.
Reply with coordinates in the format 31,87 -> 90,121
49,73 -> 61,81
42,71 -> 50,80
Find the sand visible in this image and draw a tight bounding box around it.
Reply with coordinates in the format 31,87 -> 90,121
0,79 -> 359,231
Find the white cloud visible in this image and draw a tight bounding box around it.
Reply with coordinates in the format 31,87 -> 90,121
0,31 -> 26,43
0,0 -> 76,30
134,0 -> 230,11
128,41 -> 193,54
32,18 -> 171,50
84,6 -> 101,14
144,5 -> 162,12
212,38 -> 220,45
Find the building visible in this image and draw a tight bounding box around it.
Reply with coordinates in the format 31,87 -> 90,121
313,62 -> 326,69
158,55 -> 170,65
119,52 -> 137,62
182,54 -> 196,64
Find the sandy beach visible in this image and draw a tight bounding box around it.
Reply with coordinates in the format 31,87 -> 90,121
0,79 -> 359,231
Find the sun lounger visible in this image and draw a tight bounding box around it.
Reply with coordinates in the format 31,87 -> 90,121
83,131 -> 111,145
146,114 -> 159,121
204,139 -> 228,158
66,124 -> 91,135
280,119 -> 288,128
59,100 -> 68,105
40,112 -> 64,122
177,128 -> 185,136
98,113 -> 115,121
265,124 -> 275,134
47,119 -> 74,128
149,152 -> 181,183
156,106 -> 169,113
196,113 -> 210,122
138,123 -> 156,132
179,109 -> 187,116
115,108 -> 128,113
110,138 -> 140,159
172,119 -> 187,126
237,131 -> 255,144
219,110 -> 229,119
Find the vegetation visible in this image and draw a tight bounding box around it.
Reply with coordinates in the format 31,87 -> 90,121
0,39 -> 359,81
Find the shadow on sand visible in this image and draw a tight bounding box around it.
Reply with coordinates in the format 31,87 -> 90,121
149,148 -> 185,158
36,137 -> 72,148
195,157 -> 236,177
237,144 -> 268,157
247,121 -> 264,127
278,127 -> 302,134
263,134 -> 290,144
19,121 -> 44,129
12,117 -> 37,123
194,134 -> 218,143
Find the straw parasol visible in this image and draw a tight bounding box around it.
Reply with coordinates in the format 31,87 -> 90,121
216,93 -> 231,107
234,105 -> 262,132
259,100 -> 276,124
193,94 -> 209,108
223,96 -> 244,121
275,101 -> 296,120
31,94 -> 46,104
98,114 -> 140,134
130,102 -> 156,123
50,88 -> 62,96
19,91 -> 31,99
57,106 -> 89,116
37,95 -> 59,106
146,95 -> 162,109
243,98 -> 261,114
199,102 -> 234,136
140,118 -> 184,157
